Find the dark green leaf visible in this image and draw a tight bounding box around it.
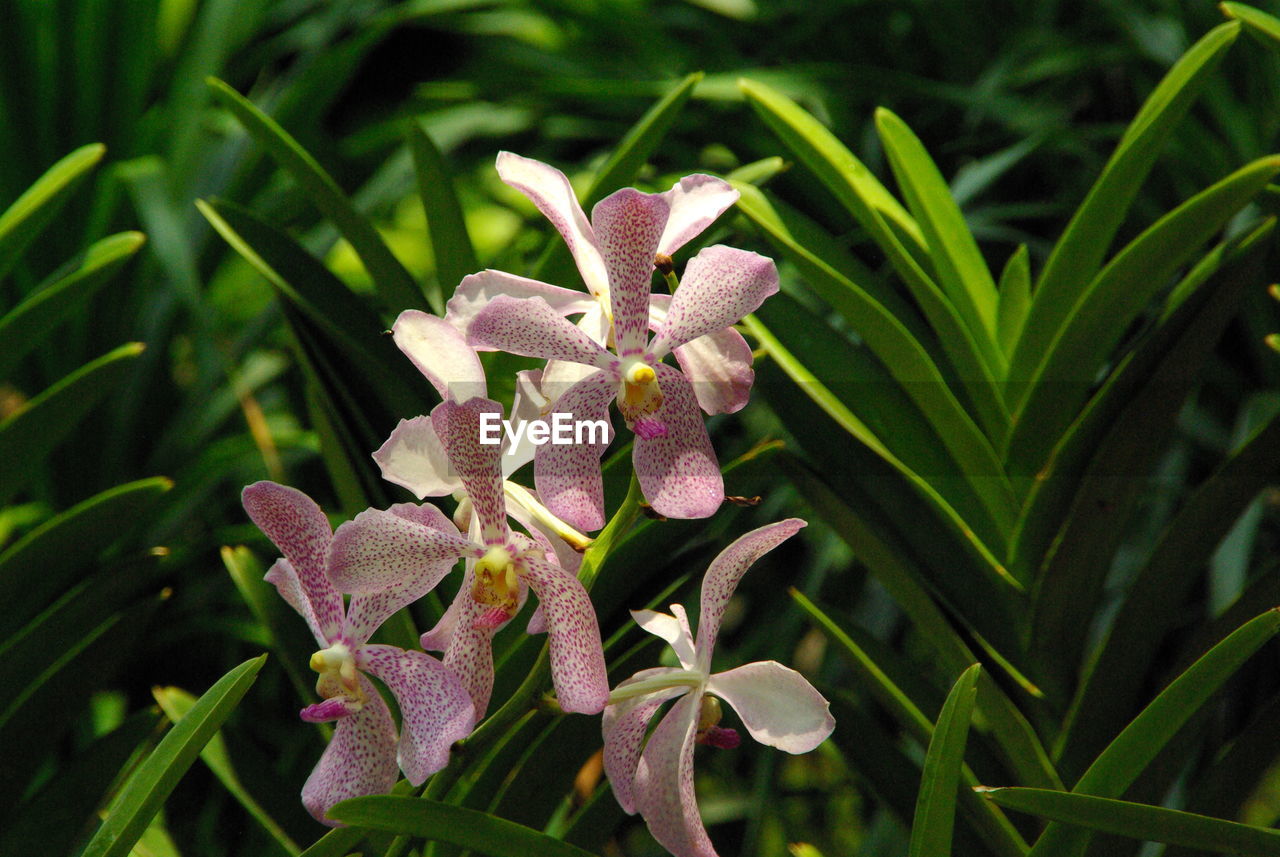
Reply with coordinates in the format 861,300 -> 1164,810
409,124 -> 478,305
910,664 -> 982,857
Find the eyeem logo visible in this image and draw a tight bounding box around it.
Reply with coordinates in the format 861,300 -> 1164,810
479,413 -> 609,453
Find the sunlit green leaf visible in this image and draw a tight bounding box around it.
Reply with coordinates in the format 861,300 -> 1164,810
909,664 -> 982,857
0,143 -> 105,281
409,124 -> 479,302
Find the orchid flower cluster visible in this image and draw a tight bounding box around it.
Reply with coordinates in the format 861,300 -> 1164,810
241,153 -> 834,856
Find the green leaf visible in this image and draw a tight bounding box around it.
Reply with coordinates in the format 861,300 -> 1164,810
782,457 -> 1060,791
408,124 -> 479,303
153,686 -> 300,856
1021,220 -> 1269,704
1223,2 -> 1280,51
0,143 -> 105,281
1009,22 -> 1240,380
738,78 -> 925,255
734,181 -> 1011,442
297,828 -> 366,857
0,342 -> 145,504
197,198 -> 430,419
876,108 -> 1000,354
793,593 -> 1026,857
1026,610 -> 1280,857
206,77 -> 425,313
0,231 -> 144,379
1006,155 -> 1280,474
745,314 -> 1019,597
81,655 -> 267,857
1059,401 -> 1280,774
582,72 -> 702,207
982,788 -> 1280,855
0,476 -> 172,639
909,664 -> 982,857
996,245 -> 1030,357
329,796 -> 599,857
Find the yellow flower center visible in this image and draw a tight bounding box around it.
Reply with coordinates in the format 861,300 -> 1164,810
472,546 -> 520,616
308,643 -> 363,705
619,359 -> 663,420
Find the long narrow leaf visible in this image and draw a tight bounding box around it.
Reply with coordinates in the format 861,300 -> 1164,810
81,656 -> 267,857
0,143 -> 105,281
408,124 -> 479,302
1027,610 -> 1280,857
329,796 -> 599,857
983,788 -> 1280,855
909,664 -> 982,857
1010,22 -> 1239,376
207,77 -> 425,312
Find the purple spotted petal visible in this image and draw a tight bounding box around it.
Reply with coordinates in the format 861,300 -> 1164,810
648,246 -> 778,359
469,295 -> 613,370
432,397 -> 510,545
328,507 -> 477,595
242,481 -> 344,642
631,364 -> 722,521
495,152 -> 610,298
632,693 -> 717,857
696,519 -> 806,669
602,667 -> 689,814
518,554 -> 609,714
447,270 -> 596,345
300,696 -> 360,723
632,608 -> 696,671
533,369 -> 617,532
373,417 -> 460,499
707,661 -> 834,754
391,310 -> 487,402
672,330 -> 754,415
438,571 -> 499,717
504,369 -> 548,476
301,674 -> 399,827
358,644 -> 476,784
345,503 -> 462,642
541,302 -> 613,396
592,188 -> 669,357
648,295 -> 754,416
264,559 -> 327,647
657,175 -> 739,257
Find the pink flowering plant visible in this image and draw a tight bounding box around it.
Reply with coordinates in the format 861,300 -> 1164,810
228,149 -> 831,855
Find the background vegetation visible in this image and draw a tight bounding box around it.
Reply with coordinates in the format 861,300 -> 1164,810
6,1 -> 1280,855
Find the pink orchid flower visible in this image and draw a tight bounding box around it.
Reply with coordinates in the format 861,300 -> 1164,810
242,481 -> 476,825
374,308 -> 591,568
602,519 -> 835,857
447,152 -> 755,418
464,179 -> 779,530
328,396 -> 610,717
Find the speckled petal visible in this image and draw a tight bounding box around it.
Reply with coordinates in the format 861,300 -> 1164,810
707,660 -> 834,754
496,152 -> 610,298
631,364 -> 722,521
301,674 -> 399,827
391,309 -> 487,402
242,481 -> 344,642
542,302 -> 612,396
649,246 -> 778,359
632,693 -> 717,857
469,295 -> 613,370
432,397 -> 511,545
518,554 -> 609,714
447,270 -> 596,345
696,519 -> 806,669
533,370 -> 616,532
592,188 -> 669,356
373,417 -> 460,499
657,175 -> 739,257
345,503 -> 462,642
632,608 -> 696,671
358,644 -> 477,783
504,369 -> 547,478
602,667 -> 689,814
507,495 -> 582,576
328,506 -> 477,595
438,574 -> 498,717
264,559 -> 327,648
648,295 -> 754,416
672,330 -> 754,415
